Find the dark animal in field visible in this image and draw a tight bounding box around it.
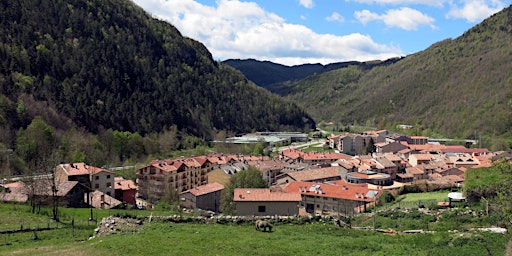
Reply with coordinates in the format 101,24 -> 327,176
255,220 -> 273,232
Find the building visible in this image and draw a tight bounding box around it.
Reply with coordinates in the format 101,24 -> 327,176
114,177 -> 137,206
345,170 -> 393,186
282,181 -> 381,216
408,154 -> 433,167
136,156 -> 214,202
180,182 -> 224,212
247,159 -> 285,186
335,133 -> 379,155
233,188 -> 301,216
55,163 -> 115,196
276,166 -> 345,185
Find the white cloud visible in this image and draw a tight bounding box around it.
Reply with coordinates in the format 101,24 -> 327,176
446,0 -> 506,22
132,0 -> 403,65
355,7 -> 435,30
350,0 -> 447,6
299,0 -> 314,8
326,12 -> 345,23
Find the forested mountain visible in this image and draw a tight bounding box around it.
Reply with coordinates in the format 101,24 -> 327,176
0,0 -> 314,141
223,58 -> 400,95
276,5 -> 512,149
0,0 -> 316,174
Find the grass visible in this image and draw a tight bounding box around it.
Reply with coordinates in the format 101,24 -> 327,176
0,196 -> 510,256
2,221 -> 509,256
400,191 -> 451,202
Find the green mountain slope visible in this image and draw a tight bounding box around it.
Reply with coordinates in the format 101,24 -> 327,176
285,6 -> 512,148
0,0 -> 314,141
223,58 -> 400,95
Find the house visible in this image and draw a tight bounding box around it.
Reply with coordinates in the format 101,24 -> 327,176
247,159 -> 285,186
0,182 -> 28,203
373,157 -> 398,179
445,153 -> 480,168
114,177 -> 137,206
180,182 -> 224,212
282,181 -> 381,216
233,188 -> 301,216
396,173 -> 414,183
345,170 -> 393,186
405,166 -> 428,181
86,190 -> 122,209
55,163 -> 115,196
0,180 -> 89,208
375,141 -> 409,154
31,180 -> 89,208
408,154 -> 433,166
136,156 -> 214,202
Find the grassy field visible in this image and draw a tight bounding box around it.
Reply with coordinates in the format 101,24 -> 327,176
3,221 -> 509,256
0,202 -> 510,256
399,190 -> 452,203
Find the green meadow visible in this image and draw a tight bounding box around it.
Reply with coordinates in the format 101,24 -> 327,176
0,202 -> 509,256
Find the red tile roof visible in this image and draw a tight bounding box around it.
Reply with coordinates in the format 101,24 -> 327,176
286,166 -> 341,181
60,163 -> 114,176
283,181 -> 379,202
233,188 -> 301,202
183,182 -> 224,196
114,177 -> 137,191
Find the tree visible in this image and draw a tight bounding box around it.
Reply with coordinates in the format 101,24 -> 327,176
220,167 -> 267,214
493,160 -> 512,227
252,143 -> 264,156
15,117 -> 60,216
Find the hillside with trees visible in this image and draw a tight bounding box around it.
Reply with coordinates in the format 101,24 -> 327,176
0,0 -> 314,173
224,6 -> 512,150
224,58 -> 400,95
280,5 -> 512,150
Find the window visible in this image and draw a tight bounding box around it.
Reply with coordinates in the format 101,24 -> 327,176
107,175 -> 111,179
258,205 -> 266,213
95,184 -> 99,189
95,176 -> 99,180
106,182 -> 112,188
106,192 -> 111,196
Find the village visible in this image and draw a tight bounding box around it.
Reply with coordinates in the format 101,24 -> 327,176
0,129 -> 507,218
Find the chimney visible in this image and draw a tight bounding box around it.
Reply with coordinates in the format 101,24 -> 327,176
299,186 -> 302,193
355,193 -> 359,198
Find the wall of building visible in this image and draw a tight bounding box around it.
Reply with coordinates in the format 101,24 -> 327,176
236,201 -> 299,216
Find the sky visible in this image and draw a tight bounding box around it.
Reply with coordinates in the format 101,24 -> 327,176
131,0 -> 511,66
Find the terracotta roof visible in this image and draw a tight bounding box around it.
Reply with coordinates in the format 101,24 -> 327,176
234,188 -> 301,202
114,177 -> 137,191
247,159 -> 285,172
283,181 -> 379,202
182,182 -> 224,196
397,173 -> 414,178
286,167 -> 341,182
410,153 -> 434,161
406,166 -> 424,175
31,180 -> 81,197
59,163 -> 114,176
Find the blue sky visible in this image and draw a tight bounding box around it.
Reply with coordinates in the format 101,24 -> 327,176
132,0 -> 511,66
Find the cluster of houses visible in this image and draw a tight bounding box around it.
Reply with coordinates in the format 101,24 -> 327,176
0,129 -> 509,218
